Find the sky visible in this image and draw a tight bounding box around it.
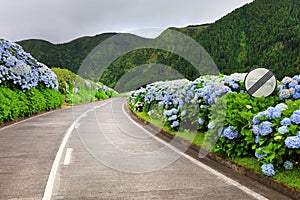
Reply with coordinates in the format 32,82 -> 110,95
0,0 -> 253,44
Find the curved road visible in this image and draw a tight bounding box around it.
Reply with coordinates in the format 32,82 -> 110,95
0,98 -> 292,200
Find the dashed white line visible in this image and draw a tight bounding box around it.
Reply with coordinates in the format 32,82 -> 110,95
121,102 -> 269,200
42,101 -> 110,200
63,148 -> 73,166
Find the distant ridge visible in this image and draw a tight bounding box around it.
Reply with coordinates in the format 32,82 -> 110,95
18,33 -> 117,74
18,0 -> 300,86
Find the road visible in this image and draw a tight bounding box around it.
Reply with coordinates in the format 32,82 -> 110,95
0,97 -> 292,200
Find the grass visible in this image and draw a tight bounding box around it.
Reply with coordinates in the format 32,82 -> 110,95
132,108 -> 300,190
134,110 -> 206,146
232,156 -> 300,189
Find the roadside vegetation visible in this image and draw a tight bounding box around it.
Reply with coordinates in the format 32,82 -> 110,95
0,39 -> 115,125
128,74 -> 300,189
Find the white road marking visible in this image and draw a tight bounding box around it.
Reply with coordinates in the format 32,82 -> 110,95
0,107 -> 70,132
42,101 -> 110,200
122,102 -> 269,200
75,122 -> 80,129
63,148 -> 73,166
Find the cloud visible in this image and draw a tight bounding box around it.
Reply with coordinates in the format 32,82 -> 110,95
0,0 -> 253,43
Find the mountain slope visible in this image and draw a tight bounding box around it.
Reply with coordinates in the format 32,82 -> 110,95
18,33 -> 116,74
17,0 -> 300,85
190,0 -> 300,78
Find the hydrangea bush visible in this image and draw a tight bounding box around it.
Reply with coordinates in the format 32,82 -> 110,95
278,75 -> 300,100
0,39 -> 58,91
129,73 -> 246,131
0,39 -> 63,123
51,67 -> 115,104
129,73 -> 300,177
251,100 -> 300,176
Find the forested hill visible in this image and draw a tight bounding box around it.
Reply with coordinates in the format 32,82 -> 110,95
17,0 -> 300,86
17,33 -> 116,74
188,0 -> 300,79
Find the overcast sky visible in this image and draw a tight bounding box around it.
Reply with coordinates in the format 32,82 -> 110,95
0,0 -> 253,44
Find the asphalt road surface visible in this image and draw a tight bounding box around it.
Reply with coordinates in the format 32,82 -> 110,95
0,98 -> 292,200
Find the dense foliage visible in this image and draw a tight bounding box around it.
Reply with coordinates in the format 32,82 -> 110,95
0,39 -> 63,123
17,33 -> 116,74
0,38 -> 116,126
128,73 -> 300,177
0,87 -> 63,123
100,48 -> 200,88
17,0 -> 300,85
52,68 -> 114,104
192,0 -> 300,79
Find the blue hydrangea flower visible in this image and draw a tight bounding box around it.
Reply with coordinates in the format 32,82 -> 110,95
221,126 -> 239,140
168,115 -> 177,121
290,113 -> 300,124
198,118 -> 205,125
271,108 -> 282,119
164,110 -> 173,117
293,92 -> 300,99
171,108 -> 178,115
280,118 -> 291,126
259,121 -> 273,136
181,110 -> 186,117
279,90 -> 291,100
262,111 -> 272,120
171,121 -> 180,128
282,77 -> 292,85
261,164 -> 276,176
252,116 -> 261,125
275,103 -> 288,111
254,135 -> 261,144
283,161 -> 293,170
252,125 -> 260,135
208,121 -> 216,129
294,110 -> 300,115
232,83 -> 239,89
255,150 -> 267,159
278,126 -> 289,134
285,134 -> 300,148
289,80 -> 298,88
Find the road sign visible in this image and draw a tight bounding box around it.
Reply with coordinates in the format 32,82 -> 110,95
244,68 -> 276,98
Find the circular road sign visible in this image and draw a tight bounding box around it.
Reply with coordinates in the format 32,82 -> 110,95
244,68 -> 277,98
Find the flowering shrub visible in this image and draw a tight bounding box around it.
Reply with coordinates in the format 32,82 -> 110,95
261,163 -> 276,177
129,72 -> 300,178
0,39 -> 58,91
210,93 -> 279,158
0,39 -> 63,124
285,133 -> 300,149
278,75 -> 300,100
129,74 -> 246,132
251,100 -> 300,176
52,67 -> 114,104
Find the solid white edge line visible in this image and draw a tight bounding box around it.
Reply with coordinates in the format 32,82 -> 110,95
0,107 -> 70,132
75,122 -> 80,129
122,102 -> 269,200
63,148 -> 73,166
42,102 -> 109,200
0,101 -> 107,132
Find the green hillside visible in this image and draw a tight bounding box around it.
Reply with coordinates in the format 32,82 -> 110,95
17,0 -> 300,86
18,33 -> 116,73
190,0 -> 300,79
